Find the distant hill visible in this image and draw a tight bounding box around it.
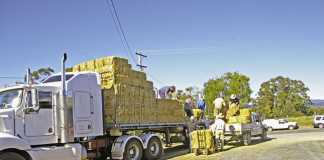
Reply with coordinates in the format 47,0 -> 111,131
311,99 -> 324,107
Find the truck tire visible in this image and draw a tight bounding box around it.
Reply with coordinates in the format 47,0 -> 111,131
183,128 -> 190,148
243,132 -> 251,146
288,125 -> 295,130
0,152 -> 26,160
261,129 -> 267,141
123,139 -> 143,160
144,137 -> 163,160
319,124 -> 324,129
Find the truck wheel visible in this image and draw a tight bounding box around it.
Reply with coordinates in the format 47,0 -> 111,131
261,129 -> 267,141
243,132 -> 251,146
183,128 -> 190,148
144,137 -> 163,160
267,127 -> 273,132
0,152 -> 26,160
319,124 -> 324,129
123,139 -> 143,160
288,126 -> 294,130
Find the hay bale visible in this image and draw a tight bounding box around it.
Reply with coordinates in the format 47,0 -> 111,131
239,108 -> 251,117
71,56 -> 186,126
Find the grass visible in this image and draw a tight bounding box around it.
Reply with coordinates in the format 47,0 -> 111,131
287,116 -> 313,128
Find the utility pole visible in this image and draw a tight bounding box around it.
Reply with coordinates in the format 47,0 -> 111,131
136,51 -> 147,72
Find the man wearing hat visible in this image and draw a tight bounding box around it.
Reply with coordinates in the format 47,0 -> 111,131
227,94 -> 240,118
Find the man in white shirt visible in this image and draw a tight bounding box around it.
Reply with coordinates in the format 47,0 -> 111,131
213,95 -> 226,117
213,114 -> 225,150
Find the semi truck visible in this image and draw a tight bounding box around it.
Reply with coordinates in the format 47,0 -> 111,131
0,54 -> 189,160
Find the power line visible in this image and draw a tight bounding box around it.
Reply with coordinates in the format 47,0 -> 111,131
142,46 -> 221,53
144,51 -> 216,56
140,46 -> 222,56
104,0 -> 136,64
103,0 -> 166,86
0,76 -> 24,79
104,0 -> 129,58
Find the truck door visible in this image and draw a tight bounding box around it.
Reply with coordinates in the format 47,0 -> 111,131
251,114 -> 263,135
278,119 -> 288,129
24,91 -> 55,137
73,91 -> 93,137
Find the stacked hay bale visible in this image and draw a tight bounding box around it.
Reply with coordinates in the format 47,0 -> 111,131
227,108 -> 251,124
156,99 -> 185,123
238,108 -> 251,124
71,56 -> 185,126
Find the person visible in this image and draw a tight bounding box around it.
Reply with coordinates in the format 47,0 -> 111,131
213,94 -> 226,118
227,94 -> 240,117
166,86 -> 176,99
196,94 -> 206,119
213,114 -> 225,150
184,97 -> 193,118
158,86 -> 176,99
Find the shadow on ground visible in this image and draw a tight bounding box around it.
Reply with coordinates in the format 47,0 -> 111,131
162,137 -> 274,159
221,137 -> 274,152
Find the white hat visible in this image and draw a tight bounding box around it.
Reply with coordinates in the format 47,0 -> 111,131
230,94 -> 237,100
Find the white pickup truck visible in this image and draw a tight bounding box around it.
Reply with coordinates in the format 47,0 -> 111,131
262,119 -> 298,131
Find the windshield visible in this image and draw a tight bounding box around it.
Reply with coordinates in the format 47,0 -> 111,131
0,89 -> 23,109
43,74 -> 74,83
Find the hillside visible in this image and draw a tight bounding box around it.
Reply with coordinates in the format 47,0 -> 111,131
311,99 -> 324,107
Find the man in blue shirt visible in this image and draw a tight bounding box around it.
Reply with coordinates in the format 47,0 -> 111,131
197,95 -> 206,119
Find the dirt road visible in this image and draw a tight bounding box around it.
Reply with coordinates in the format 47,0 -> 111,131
167,129 -> 324,160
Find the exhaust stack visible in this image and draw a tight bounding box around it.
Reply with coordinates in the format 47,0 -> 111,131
26,68 -> 32,85
60,53 -> 68,143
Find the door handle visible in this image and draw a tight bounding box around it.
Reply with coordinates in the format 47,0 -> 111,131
48,128 -> 53,133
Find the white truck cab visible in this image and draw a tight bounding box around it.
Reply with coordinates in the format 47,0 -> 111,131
313,115 -> 324,128
262,119 -> 298,131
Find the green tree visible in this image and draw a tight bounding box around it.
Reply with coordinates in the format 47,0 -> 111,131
203,72 -> 252,118
255,76 -> 310,118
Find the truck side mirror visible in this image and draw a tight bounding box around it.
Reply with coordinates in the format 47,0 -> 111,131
25,89 -> 39,113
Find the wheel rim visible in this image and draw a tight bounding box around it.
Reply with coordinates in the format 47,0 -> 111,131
149,141 -> 160,156
128,143 -> 140,160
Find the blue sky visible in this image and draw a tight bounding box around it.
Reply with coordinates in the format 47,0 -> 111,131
1,0 -> 323,98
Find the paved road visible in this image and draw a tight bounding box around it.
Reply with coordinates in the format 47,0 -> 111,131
267,128 -> 323,135
166,128 -> 324,160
